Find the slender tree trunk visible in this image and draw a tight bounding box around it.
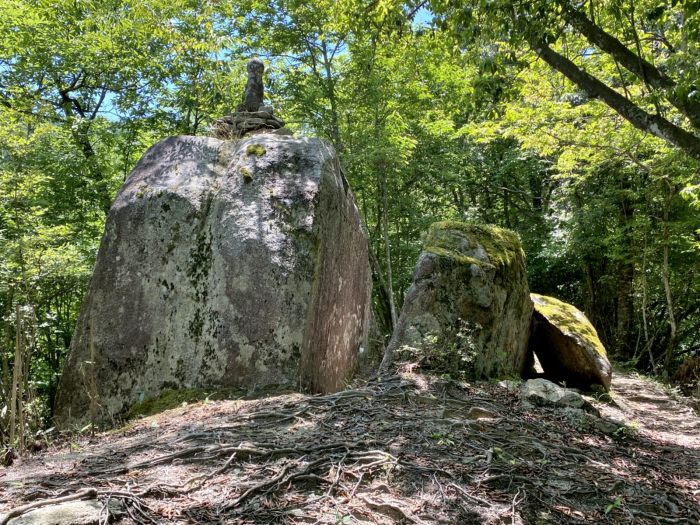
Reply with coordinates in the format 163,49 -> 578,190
380,160 -> 398,329
661,182 -> 678,375
321,41 -> 344,154
640,235 -> 649,344
9,306 -> 22,449
616,261 -> 634,358
368,247 -> 395,335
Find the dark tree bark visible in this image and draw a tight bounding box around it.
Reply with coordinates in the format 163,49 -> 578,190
529,39 -> 700,161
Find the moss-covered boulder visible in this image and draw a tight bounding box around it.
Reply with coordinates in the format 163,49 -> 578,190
55,134 -> 372,428
382,221 -> 533,379
529,294 -> 612,391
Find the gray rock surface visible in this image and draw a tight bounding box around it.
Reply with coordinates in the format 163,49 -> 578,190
55,134 -> 371,427
529,293 -> 612,391
521,378 -> 586,408
7,499 -> 122,525
382,222 -> 533,379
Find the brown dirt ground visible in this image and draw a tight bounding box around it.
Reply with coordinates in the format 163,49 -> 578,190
1,368 -> 698,524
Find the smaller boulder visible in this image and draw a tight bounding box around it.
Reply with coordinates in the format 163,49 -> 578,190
521,378 -> 586,409
7,499 -> 124,525
529,294 -> 612,391
383,221 -> 533,380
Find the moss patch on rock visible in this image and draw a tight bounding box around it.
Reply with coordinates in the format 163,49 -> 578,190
126,388 -> 239,419
125,384 -> 298,420
246,144 -> 266,156
240,166 -> 253,182
531,293 -> 607,357
424,221 -> 524,268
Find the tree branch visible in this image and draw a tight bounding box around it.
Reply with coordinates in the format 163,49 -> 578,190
563,6 -> 700,129
529,38 -> 700,161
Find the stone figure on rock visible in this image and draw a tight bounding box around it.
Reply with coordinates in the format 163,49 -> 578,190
212,58 -> 286,139
54,62 -> 371,428
238,58 -> 265,112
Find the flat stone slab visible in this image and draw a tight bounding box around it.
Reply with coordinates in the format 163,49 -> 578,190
7,499 -> 122,525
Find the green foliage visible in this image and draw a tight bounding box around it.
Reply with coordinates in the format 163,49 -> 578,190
2,0 -> 700,445
605,496 -> 624,515
396,319 -> 481,380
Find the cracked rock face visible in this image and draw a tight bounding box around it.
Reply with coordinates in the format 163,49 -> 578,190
55,134 -> 371,428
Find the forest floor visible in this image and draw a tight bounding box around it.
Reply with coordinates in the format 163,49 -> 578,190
1,367 -> 698,525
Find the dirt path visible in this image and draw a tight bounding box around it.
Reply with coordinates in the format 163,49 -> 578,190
593,369 -> 700,449
1,371 -> 698,524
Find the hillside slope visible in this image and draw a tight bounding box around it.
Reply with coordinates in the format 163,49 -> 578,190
1,370 -> 698,524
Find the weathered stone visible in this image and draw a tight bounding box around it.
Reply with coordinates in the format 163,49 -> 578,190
55,134 -> 371,428
234,117 -> 268,126
529,294 -> 612,391
7,499 -> 123,525
213,61 -> 285,140
239,58 -> 265,112
521,378 -> 586,408
383,222 -> 533,379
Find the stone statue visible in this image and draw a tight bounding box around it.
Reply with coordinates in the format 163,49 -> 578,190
239,58 -> 265,112
212,58 -> 286,139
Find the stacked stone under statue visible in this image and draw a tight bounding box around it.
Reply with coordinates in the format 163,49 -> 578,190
212,58 -> 286,138
55,60 -> 372,428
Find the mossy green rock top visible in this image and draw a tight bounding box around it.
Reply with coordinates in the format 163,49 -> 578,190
54,134 -> 372,428
384,221 -> 533,380
424,221 -> 525,269
530,294 -> 612,391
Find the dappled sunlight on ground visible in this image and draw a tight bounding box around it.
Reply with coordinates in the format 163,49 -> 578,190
1,370 -> 698,524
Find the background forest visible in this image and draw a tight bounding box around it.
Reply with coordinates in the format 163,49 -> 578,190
1,0 -> 699,443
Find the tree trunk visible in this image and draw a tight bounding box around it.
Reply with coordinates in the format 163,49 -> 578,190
321,41 -> 344,154
380,160 -> 398,329
367,247 -> 395,339
9,306 -> 23,449
615,261 -> 634,359
661,182 -> 678,375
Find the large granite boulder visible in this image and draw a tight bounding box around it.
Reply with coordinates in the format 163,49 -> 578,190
382,221 -> 533,379
529,293 -> 612,391
55,134 -> 371,427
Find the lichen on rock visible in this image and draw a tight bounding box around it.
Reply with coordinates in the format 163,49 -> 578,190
383,220 -> 532,380
529,293 -> 612,391
54,133 -> 372,429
